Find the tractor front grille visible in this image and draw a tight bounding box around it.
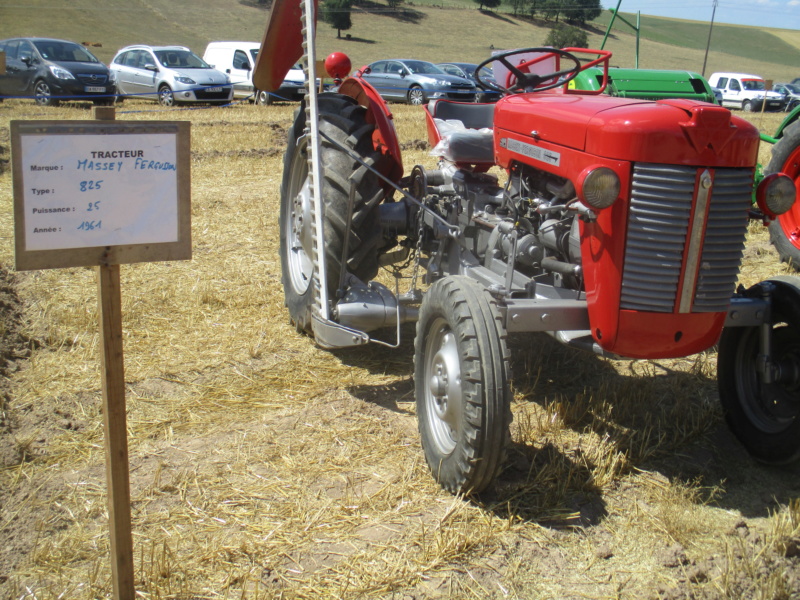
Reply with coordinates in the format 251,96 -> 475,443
620,163 -> 752,313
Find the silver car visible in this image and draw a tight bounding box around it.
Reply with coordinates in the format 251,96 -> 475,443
359,59 -> 476,105
773,83 -> 800,112
110,45 -> 232,106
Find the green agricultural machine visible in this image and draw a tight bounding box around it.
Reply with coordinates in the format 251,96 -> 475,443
569,67 -> 717,103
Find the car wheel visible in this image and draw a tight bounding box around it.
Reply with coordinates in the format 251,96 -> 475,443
158,85 -> 175,107
407,86 -> 425,106
256,90 -> 273,106
743,99 -> 755,112
34,80 -> 58,107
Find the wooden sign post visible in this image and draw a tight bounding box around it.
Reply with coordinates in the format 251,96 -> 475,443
10,107 -> 192,599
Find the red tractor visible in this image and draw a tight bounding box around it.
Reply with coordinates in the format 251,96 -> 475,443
255,0 -> 800,495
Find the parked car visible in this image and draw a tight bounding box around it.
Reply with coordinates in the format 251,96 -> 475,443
707,72 -> 784,112
110,45 -> 232,106
203,41 -> 307,104
0,37 -> 115,106
436,62 -> 501,103
358,59 -> 476,105
712,87 -> 723,104
773,82 -> 800,112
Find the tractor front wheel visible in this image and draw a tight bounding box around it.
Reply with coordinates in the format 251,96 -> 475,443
279,94 -> 385,333
414,276 -> 512,495
718,276 -> 800,464
767,122 -> 800,270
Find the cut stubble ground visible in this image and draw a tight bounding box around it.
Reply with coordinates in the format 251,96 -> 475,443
0,99 -> 799,599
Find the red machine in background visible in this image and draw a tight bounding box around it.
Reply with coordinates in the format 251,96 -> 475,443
255,0 -> 800,495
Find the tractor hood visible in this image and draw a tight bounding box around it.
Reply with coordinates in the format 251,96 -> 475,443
493,93 -> 760,167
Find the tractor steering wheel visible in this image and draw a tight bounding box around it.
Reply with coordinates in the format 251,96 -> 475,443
475,47 -> 582,95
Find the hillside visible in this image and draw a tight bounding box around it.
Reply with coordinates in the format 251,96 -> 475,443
1,0 -> 798,82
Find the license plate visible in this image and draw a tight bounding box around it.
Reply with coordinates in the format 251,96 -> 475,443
85,86 -> 106,93
206,87 -> 223,92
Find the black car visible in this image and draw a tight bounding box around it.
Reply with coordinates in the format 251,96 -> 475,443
437,62 -> 503,103
0,37 -> 115,106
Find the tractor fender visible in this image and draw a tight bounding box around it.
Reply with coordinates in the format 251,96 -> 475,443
253,0 -> 313,93
774,104 -> 800,140
338,76 -> 404,186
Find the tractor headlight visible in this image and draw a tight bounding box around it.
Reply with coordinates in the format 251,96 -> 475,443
757,173 -> 796,218
579,167 -> 620,210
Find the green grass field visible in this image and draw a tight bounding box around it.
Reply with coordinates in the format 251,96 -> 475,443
1,0 -> 798,82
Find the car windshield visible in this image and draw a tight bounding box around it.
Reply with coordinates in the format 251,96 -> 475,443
155,50 -> 210,69
402,60 -> 446,76
33,40 -> 99,63
742,79 -> 765,91
478,66 -> 494,79
785,84 -> 800,94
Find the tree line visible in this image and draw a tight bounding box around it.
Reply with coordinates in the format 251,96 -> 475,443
321,0 -> 602,42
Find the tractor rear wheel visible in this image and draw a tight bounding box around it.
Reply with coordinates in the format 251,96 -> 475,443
279,94 -> 384,333
414,275 -> 512,495
718,276 -> 800,464
766,122 -> 800,270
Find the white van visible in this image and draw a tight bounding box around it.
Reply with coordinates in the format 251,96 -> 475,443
203,41 -> 306,104
707,72 -> 784,112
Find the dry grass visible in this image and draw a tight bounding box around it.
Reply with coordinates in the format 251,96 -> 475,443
1,97 -> 799,599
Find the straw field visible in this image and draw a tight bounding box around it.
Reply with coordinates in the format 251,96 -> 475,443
1,97 -> 800,599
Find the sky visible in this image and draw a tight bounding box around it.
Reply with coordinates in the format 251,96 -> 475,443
604,0 -> 799,30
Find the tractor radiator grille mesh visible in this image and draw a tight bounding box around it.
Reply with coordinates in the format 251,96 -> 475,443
620,164 -> 751,313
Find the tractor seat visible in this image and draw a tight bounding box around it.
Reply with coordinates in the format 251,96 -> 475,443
427,100 -> 495,165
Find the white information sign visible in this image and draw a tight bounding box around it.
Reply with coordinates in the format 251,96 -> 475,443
21,133 -> 178,251
11,120 -> 191,271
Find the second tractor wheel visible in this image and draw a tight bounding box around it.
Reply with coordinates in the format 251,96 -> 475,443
279,94 -> 385,333
718,276 -> 800,464
766,122 -> 800,270
414,276 -> 513,495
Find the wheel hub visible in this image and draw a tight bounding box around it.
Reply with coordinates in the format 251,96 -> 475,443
424,328 -> 463,454
285,161 -> 314,295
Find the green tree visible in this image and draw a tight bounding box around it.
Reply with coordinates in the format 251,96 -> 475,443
545,22 -> 588,47
474,0 -> 502,10
387,0 -> 403,8
540,0 -> 562,21
562,0 -> 601,24
322,0 -> 353,38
